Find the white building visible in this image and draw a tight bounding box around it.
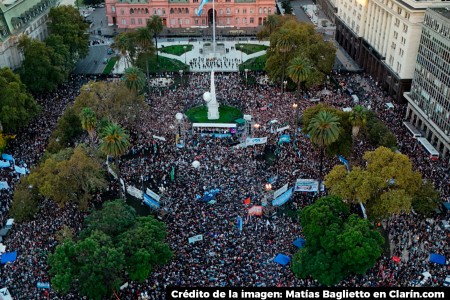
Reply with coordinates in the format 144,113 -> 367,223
334,0 -> 450,102
404,7 -> 450,159
0,0 -> 60,69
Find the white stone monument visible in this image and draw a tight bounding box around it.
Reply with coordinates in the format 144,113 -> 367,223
203,71 -> 220,120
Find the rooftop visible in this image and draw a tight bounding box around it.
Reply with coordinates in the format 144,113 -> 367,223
430,6 -> 450,20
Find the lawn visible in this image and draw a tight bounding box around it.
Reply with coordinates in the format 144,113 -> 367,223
185,105 -> 243,123
159,44 -> 193,56
236,44 -> 268,55
102,56 -> 119,75
137,55 -> 189,73
239,54 -> 267,71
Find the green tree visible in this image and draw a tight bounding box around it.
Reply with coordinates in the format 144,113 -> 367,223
45,34 -> 73,74
287,55 -> 313,98
134,27 -> 155,87
325,147 -> 422,219
48,5 -> 89,61
47,107 -> 84,153
74,81 -> 147,131
9,178 -> 40,222
99,123 -> 130,160
292,196 -> 384,285
147,15 -> 164,62
123,67 -> 146,93
28,146 -> 107,208
307,111 -> 341,187
48,230 -> 125,300
112,32 -> 137,67
263,20 -> 336,87
349,105 -> 367,138
82,199 -> 137,238
79,107 -> 97,143
118,216 -> 173,281
0,67 -> 39,132
363,111 -> 397,149
412,181 -> 440,216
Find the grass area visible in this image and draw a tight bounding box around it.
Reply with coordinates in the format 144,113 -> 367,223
239,54 -> 267,71
236,43 -> 268,55
159,44 -> 193,56
137,54 -> 189,73
185,105 -> 243,123
102,56 -> 119,75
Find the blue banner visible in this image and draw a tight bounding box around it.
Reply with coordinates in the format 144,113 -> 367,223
37,282 -> 51,289
279,134 -> 291,143
0,160 -> 10,168
197,0 -> 209,16
237,216 -> 243,232
14,165 -> 29,175
272,188 -> 293,206
143,193 -> 160,209
338,155 -> 350,172
1,153 -> 14,161
0,181 -> 9,190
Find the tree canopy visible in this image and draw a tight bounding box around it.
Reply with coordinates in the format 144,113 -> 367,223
0,67 -> 39,132
262,18 -> 336,88
325,147 -> 423,219
292,196 -> 384,285
28,145 -> 107,209
48,200 -> 173,299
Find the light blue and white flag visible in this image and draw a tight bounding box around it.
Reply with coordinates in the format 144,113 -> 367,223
0,181 -> 9,190
14,165 -> 29,175
197,0 -> 209,16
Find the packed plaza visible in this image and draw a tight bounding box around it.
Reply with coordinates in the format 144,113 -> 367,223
0,67 -> 449,298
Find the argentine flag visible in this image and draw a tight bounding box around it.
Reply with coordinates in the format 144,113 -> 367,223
197,0 -> 209,16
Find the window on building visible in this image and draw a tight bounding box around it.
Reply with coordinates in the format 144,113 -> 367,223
179,19 -> 182,25
236,18 -> 239,24
268,8 -> 271,14
131,18 -> 135,24
220,9 -> 223,15
403,24 -> 408,33
227,18 -> 230,25
236,9 -> 239,14
391,42 -> 396,50
395,18 -> 400,27
401,37 -> 406,45
250,9 -> 254,14
138,18 -> 143,25
243,9 -> 247,13
250,17 -> 254,24
171,19 -> 176,25
393,31 -> 398,39
195,19 -> 199,25
389,55 -> 394,65
120,9 -> 125,15
264,7 -> 267,14
130,8 -> 134,14
226,8 -> 230,14
259,8 -> 262,14
243,17 -> 247,24
399,48 -> 404,57
396,62 -> 401,73
121,18 -> 126,25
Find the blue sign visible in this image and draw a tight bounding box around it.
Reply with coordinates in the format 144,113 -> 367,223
37,282 -> 51,289
1,154 -> 14,161
237,216 -> 243,232
272,188 -> 293,206
0,160 -> 10,168
279,134 -> 291,143
143,193 -> 160,209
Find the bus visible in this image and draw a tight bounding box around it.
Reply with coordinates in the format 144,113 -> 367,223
417,137 -> 439,160
403,121 -> 422,138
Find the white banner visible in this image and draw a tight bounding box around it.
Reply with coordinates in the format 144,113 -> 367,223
0,287 -> 12,300
152,135 -> 166,141
120,178 -> 125,192
107,163 -> 118,179
245,137 -> 268,146
294,179 -> 325,192
273,183 -> 288,199
276,125 -> 290,132
188,234 -> 203,244
126,185 -> 143,199
146,188 -> 160,202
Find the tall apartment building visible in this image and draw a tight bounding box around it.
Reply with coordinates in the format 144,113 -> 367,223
0,0 -> 59,69
404,7 -> 450,158
105,0 -> 274,29
334,0 -> 450,103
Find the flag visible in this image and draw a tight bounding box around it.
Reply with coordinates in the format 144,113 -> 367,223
197,0 -> 209,16
170,166 -> 175,181
243,197 -> 250,205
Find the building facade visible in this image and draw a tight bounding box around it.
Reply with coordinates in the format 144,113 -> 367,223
316,0 -> 337,23
334,0 -> 450,103
0,0 -> 59,69
404,7 -> 450,158
105,0 -> 274,29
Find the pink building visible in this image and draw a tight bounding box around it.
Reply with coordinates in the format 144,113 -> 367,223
105,0 -> 275,29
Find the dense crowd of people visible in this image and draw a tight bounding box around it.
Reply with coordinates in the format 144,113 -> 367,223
0,70 -> 449,299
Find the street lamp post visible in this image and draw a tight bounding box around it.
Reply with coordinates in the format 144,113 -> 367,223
283,80 -> 287,93
184,46 -> 187,68
253,123 -> 260,137
263,183 -> 272,207
245,68 -> 249,87
179,69 -> 183,86
240,45 -> 243,65
292,103 -> 299,132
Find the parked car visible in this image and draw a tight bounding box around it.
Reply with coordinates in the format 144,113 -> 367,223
107,48 -> 113,55
103,58 -> 108,64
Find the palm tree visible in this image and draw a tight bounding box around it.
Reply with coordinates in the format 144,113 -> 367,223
147,16 -> 164,62
287,55 -> 313,99
123,67 -> 146,93
79,107 -> 97,144
100,123 -> 130,161
263,15 -> 280,36
134,27 -> 154,92
349,105 -> 367,138
307,111 -> 341,191
273,28 -> 296,92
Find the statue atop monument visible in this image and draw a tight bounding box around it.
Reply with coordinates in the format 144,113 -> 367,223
203,71 -> 220,120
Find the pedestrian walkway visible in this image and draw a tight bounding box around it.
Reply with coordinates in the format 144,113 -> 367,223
113,40 -> 269,74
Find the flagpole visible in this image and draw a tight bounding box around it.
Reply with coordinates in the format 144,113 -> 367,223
212,0 -> 216,56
